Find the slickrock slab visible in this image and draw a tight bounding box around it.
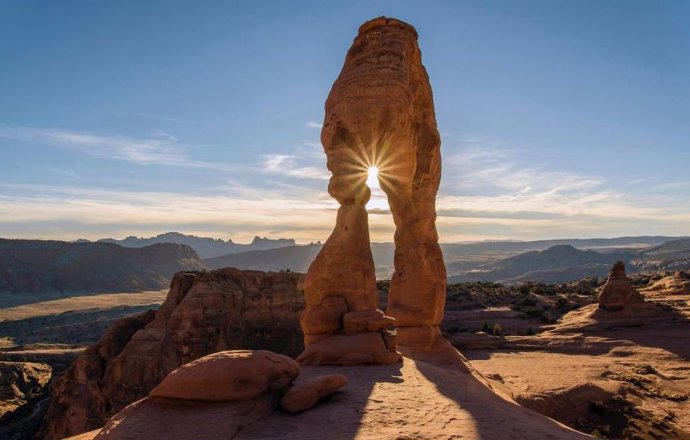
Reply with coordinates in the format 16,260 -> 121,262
93,396 -> 276,440
149,350 -> 299,402
280,374 -> 347,413
74,347 -> 594,440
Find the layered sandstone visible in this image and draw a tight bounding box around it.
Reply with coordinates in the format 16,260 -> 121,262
39,268 -> 304,440
598,261 -> 645,312
299,16 -> 446,363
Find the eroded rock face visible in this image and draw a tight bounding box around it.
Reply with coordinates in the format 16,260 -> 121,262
39,268 -> 305,440
598,262 -> 645,312
300,16 -> 446,363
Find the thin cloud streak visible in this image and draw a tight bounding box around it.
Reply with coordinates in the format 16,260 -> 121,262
262,154 -> 330,180
0,126 -> 244,172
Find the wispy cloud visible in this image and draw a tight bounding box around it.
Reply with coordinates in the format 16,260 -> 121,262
262,154 -> 329,180
0,126 -> 242,171
444,145 -> 602,195
0,183 -> 337,242
305,121 -> 323,129
47,167 -> 83,180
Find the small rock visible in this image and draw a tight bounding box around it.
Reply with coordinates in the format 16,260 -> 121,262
343,309 -> 395,334
281,374 -> 347,413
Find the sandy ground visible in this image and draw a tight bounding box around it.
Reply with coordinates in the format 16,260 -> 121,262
465,289 -> 690,439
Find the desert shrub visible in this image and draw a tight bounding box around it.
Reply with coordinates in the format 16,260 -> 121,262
555,296 -> 570,310
492,323 -> 502,336
525,309 -> 544,319
519,297 -> 537,306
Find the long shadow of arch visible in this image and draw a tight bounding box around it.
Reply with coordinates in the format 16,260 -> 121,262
404,342 -> 595,440
235,340 -> 593,439
235,362 -> 404,440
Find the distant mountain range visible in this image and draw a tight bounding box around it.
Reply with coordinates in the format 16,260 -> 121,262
0,239 -> 204,294
91,232 -> 296,259
2,234 -> 687,294
631,238 -> 690,272
448,245 -> 630,284
203,244 -> 322,273
203,235 -> 688,283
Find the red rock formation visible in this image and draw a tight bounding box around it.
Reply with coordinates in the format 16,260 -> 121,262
598,262 -> 645,312
86,351 -> 345,439
280,374 -> 347,414
149,351 -> 299,402
299,16 -> 446,363
38,268 -> 305,440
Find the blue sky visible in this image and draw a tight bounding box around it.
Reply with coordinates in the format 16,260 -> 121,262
1,0 -> 689,243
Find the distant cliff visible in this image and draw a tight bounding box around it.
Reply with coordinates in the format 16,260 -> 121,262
96,232 -> 296,258
0,239 -> 204,293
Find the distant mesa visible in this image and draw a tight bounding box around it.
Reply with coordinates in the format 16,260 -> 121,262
96,232 -> 296,259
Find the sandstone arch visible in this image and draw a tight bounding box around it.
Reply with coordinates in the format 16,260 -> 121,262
297,17 -> 446,365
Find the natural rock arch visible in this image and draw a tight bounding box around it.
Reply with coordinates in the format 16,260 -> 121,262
297,17 -> 447,365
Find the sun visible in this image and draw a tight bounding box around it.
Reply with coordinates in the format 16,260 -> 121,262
366,166 -> 380,189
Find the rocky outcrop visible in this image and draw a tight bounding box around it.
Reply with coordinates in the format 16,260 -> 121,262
299,16 -> 446,364
0,361 -> 52,440
38,268 -> 305,440
0,362 -> 52,409
598,262 -> 645,312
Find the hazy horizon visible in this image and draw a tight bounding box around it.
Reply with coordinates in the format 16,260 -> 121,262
2,230 -> 686,248
2,1 -> 689,243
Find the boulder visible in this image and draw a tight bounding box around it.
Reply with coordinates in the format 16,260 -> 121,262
343,309 -> 395,334
280,374 -> 347,413
149,350 -> 299,402
297,332 -> 401,366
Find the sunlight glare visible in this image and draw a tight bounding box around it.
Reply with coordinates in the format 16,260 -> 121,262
366,166 -> 380,189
